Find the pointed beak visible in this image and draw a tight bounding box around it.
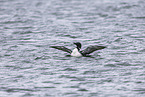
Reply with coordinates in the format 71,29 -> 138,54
73,42 -> 77,45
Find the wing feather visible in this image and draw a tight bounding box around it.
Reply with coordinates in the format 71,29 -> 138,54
50,46 -> 72,53
81,45 -> 106,56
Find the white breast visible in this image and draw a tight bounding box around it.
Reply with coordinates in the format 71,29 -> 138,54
71,48 -> 82,57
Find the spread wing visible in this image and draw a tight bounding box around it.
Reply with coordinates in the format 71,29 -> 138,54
50,46 -> 72,54
81,45 -> 106,56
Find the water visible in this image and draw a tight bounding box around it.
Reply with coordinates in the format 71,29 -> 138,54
0,0 -> 145,96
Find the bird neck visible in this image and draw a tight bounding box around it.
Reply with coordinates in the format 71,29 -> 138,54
77,46 -> 81,51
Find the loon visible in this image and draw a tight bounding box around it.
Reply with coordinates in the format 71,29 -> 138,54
50,42 -> 106,57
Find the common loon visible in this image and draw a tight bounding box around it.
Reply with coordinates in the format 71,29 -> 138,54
50,42 -> 106,57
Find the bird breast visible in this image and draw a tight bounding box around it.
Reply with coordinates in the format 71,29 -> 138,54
71,48 -> 82,57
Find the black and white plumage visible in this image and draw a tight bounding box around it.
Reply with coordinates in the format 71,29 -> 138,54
50,42 -> 106,57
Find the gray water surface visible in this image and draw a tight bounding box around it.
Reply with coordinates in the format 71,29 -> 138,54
0,0 -> 145,97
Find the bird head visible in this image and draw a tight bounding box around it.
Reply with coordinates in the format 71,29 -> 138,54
74,42 -> 82,50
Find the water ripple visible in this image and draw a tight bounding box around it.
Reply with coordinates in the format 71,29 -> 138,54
0,0 -> 145,97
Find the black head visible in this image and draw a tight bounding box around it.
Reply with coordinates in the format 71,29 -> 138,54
74,42 -> 82,50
